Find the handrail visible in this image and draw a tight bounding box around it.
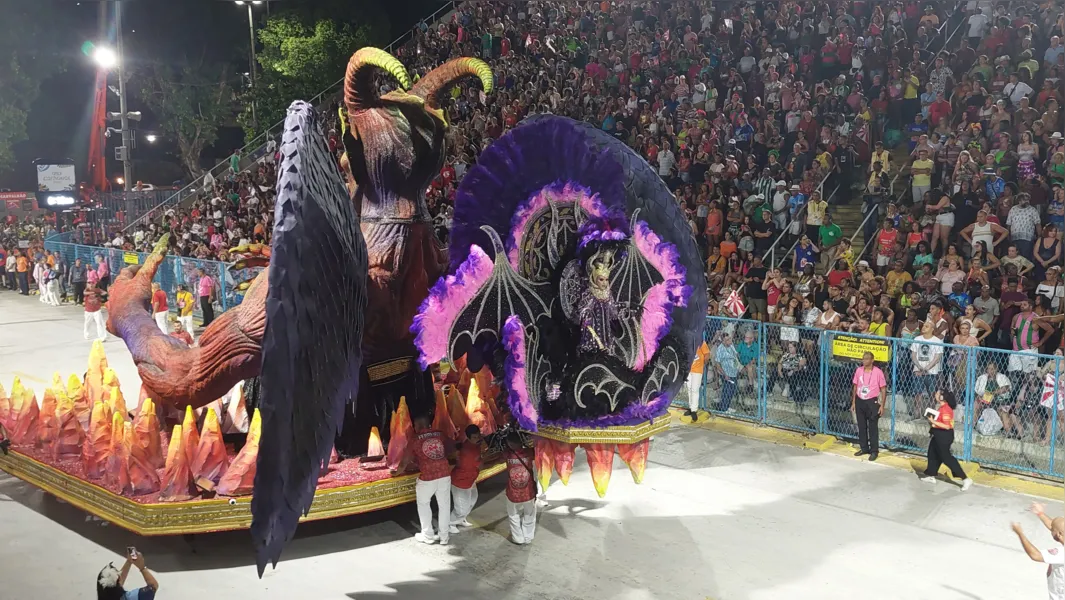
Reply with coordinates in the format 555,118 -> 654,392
760,168 -> 832,265
122,0 -> 457,233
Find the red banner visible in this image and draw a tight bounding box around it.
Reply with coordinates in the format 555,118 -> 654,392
0,191 -> 29,202
4,199 -> 20,210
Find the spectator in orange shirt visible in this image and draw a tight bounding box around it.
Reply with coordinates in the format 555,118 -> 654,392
449,424 -> 482,531
685,341 -> 711,421
16,252 -> 29,295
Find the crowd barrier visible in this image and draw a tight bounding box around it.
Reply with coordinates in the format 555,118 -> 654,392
43,241 -> 265,321
684,316 -> 1065,481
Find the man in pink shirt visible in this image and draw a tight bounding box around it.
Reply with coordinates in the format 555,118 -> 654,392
196,267 -> 216,326
851,351 -> 888,462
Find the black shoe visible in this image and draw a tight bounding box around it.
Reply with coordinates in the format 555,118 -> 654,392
854,450 -> 869,457
683,409 -> 693,418
869,453 -> 879,462
690,411 -> 700,423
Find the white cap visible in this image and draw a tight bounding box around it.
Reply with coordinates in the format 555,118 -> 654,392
775,180 -> 787,186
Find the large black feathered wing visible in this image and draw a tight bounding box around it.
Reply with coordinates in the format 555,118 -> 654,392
252,101 -> 368,575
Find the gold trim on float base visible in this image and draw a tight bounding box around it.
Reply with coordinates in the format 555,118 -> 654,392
0,450 -> 505,537
532,414 -> 671,444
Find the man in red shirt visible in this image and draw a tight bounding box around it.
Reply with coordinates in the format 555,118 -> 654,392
504,435 -> 537,545
411,416 -> 452,545
449,424 -> 482,531
83,282 -> 107,341
151,282 -> 169,334
170,321 -> 194,346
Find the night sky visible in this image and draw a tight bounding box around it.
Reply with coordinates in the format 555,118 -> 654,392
1,0 -> 446,191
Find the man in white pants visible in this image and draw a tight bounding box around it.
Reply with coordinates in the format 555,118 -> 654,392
504,436 -> 537,545
449,425 -> 482,530
83,282 -> 107,341
151,282 -> 169,334
176,284 -> 195,342
411,417 -> 452,545
684,341 -> 711,422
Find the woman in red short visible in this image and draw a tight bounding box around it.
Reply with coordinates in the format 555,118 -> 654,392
920,390 -> 973,490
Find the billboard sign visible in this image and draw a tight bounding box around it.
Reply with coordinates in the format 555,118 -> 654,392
36,163 -> 77,192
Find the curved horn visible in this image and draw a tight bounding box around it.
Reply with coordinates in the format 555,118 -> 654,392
410,57 -> 493,108
344,47 -> 411,112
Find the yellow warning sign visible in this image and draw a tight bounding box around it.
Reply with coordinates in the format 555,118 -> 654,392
831,334 -> 891,362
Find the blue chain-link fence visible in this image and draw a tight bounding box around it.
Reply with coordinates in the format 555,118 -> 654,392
680,317 -> 1064,481
42,241 -> 264,322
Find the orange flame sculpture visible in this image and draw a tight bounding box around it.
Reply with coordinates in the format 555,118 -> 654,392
127,421 -> 160,495
535,438 -> 555,491
553,441 -> 575,485
366,426 -> 385,458
458,368 -> 472,399
386,396 -> 414,471
464,377 -> 497,435
9,380 -> 40,445
181,406 -> 200,469
83,401 -> 113,479
160,424 -> 195,502
67,374 -> 91,431
107,386 -> 128,421
217,409 -> 261,496
53,391 -> 85,459
85,340 -> 108,406
191,408 -> 230,492
445,385 -> 470,435
0,381 -> 10,428
132,398 -> 164,469
432,386 -> 458,441
583,443 -> 615,498
37,388 -> 59,448
616,439 -> 650,484
106,413 -> 132,495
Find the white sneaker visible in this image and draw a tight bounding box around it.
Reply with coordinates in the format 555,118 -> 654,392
439,538 -> 449,546
456,519 -> 473,527
414,533 -> 437,545
961,478 -> 973,491
448,525 -> 459,534
919,476 -> 936,483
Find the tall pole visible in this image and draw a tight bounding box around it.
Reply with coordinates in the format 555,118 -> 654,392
247,3 -> 258,131
116,0 -> 132,191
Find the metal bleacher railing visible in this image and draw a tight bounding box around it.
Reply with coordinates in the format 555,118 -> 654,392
683,316 -> 1065,481
121,0 -> 458,233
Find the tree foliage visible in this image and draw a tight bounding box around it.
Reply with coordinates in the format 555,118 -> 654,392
239,4 -> 389,140
137,60 -> 234,178
0,4 -> 69,175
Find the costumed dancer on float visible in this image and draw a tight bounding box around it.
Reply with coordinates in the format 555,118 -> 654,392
504,434 -> 537,545
449,424 -> 482,531
409,415 -> 452,545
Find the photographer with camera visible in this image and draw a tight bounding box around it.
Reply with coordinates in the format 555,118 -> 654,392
96,547 -> 160,600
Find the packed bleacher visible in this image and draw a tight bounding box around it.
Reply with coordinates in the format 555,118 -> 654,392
13,0 -> 1065,348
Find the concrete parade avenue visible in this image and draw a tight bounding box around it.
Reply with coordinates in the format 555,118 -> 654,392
0,293 -> 1057,600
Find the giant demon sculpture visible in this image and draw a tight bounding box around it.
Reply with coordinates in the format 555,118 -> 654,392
104,48 -> 492,571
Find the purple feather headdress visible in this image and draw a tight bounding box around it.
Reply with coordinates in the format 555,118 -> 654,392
576,215 -> 630,252
412,245 -> 495,369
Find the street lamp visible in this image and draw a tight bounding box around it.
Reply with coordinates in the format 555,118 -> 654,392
235,0 -> 264,130
93,46 -> 117,70
115,177 -> 125,186
145,134 -> 158,143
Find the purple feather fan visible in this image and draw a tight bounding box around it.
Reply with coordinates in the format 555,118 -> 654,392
633,220 -> 688,306
633,284 -> 672,372
501,315 -> 539,431
411,244 -> 494,369
450,119 -> 627,270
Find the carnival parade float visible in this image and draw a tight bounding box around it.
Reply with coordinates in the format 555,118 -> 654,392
0,46 -> 705,573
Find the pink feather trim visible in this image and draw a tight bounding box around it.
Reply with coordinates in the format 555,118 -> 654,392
634,283 -> 672,372
412,245 -> 495,369
501,315 -> 539,431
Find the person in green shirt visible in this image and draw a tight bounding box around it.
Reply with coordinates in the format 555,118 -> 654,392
819,213 -> 843,271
